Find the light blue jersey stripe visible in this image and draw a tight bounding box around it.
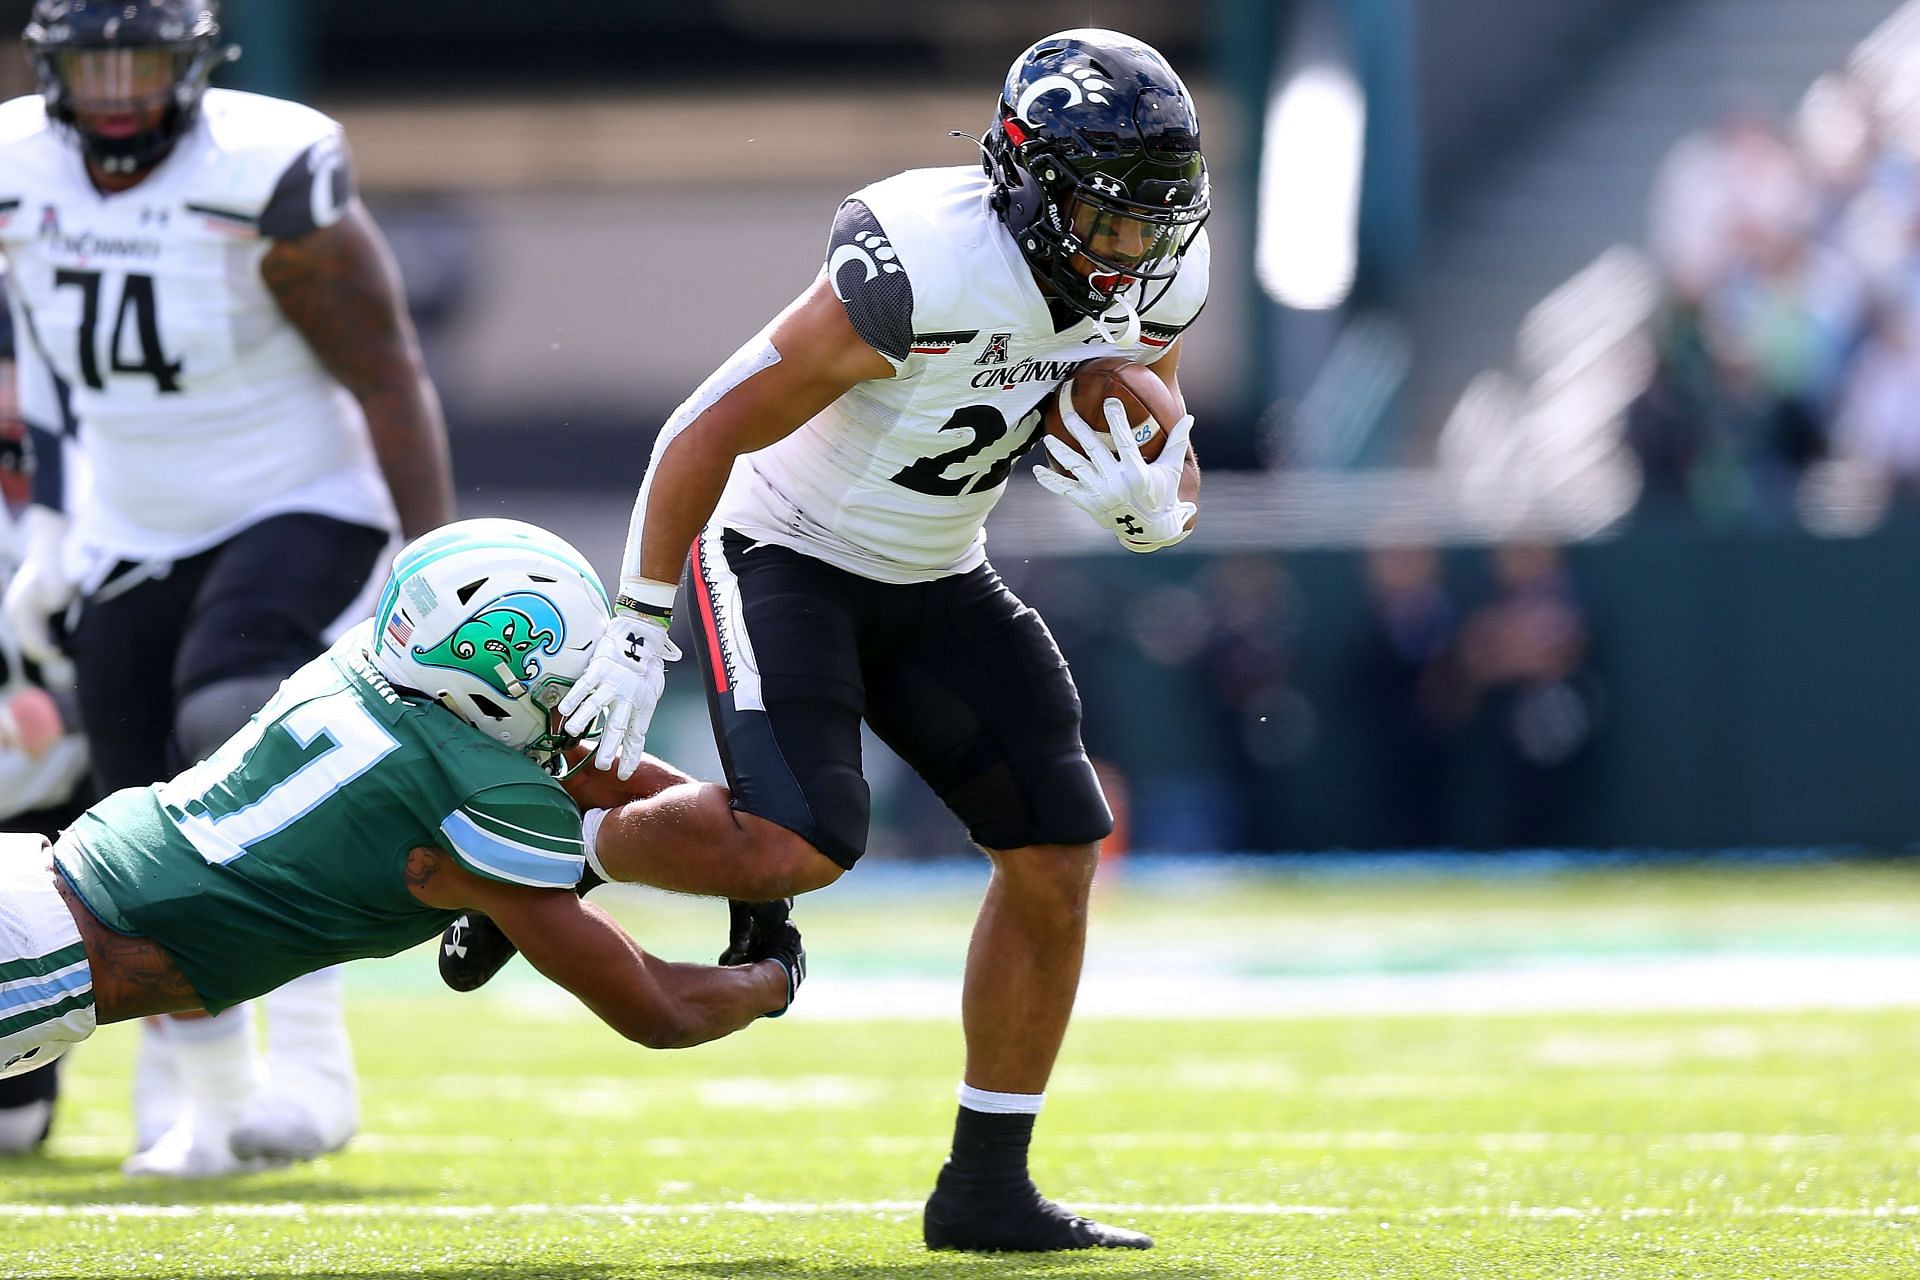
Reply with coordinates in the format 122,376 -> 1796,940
0,959 -> 93,1018
462,806 -> 583,854
440,809 -> 584,888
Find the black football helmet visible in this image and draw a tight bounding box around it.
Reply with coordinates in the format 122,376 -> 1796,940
982,29 -> 1209,320
22,0 -> 238,175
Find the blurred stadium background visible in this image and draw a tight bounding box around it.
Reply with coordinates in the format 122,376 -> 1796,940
15,5 -> 1920,1274
4,0 -> 1919,859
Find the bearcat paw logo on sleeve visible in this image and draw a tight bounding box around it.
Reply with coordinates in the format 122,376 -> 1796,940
829,230 -> 904,301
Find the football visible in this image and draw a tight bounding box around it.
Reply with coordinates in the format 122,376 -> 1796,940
1041,357 -> 1182,473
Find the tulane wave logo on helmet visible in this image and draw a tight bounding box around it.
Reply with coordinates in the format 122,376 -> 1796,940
411,592 -> 567,697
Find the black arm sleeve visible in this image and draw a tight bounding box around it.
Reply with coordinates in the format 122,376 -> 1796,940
260,135 -> 357,241
825,199 -> 915,363
26,421 -> 66,512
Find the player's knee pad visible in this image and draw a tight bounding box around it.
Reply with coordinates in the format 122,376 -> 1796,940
172,673 -> 285,766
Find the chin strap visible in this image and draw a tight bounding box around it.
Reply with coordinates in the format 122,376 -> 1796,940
1089,288 -> 1142,347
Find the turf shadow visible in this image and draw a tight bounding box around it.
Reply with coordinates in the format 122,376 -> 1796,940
25,1271 -> 616,1280
662,1262 -> 1223,1280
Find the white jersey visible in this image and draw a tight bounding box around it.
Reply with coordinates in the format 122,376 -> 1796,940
714,165 -> 1209,583
0,89 -> 397,564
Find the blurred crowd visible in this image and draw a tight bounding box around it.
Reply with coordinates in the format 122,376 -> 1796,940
1634,65 -> 1920,522
1353,542 -> 1598,850
875,541 -> 1602,857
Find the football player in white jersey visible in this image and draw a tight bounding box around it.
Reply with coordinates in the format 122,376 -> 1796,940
0,1 -> 454,1177
446,30 -> 1206,1251
0,274 -> 94,1156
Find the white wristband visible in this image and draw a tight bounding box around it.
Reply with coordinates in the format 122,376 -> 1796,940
615,576 -> 678,615
581,807 -> 613,883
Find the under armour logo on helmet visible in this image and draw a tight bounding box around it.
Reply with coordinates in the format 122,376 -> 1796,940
1089,174 -> 1125,197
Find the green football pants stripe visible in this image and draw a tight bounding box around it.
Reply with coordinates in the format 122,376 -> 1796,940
0,941 -> 88,986
0,989 -> 95,1041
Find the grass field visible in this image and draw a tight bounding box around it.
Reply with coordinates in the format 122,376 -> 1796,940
9,857 -> 1920,1278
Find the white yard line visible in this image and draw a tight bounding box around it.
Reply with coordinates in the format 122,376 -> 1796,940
740,955 -> 1920,1019
5,1200 -> 1920,1220
42,1129 -> 1909,1159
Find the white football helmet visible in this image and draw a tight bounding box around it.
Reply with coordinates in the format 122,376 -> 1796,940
370,519 -> 611,765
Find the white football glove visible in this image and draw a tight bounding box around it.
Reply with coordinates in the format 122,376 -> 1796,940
556,611 -> 682,780
2,507 -> 76,664
1031,385 -> 1197,553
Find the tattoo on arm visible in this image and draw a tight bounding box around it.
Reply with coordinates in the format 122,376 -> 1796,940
261,200 -> 454,537
405,845 -> 447,892
97,932 -> 199,1009
56,875 -> 198,1020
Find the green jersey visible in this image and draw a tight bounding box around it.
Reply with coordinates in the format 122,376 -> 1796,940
55,636 -> 584,1013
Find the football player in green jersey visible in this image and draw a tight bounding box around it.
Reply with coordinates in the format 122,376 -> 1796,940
0,519 -> 802,1085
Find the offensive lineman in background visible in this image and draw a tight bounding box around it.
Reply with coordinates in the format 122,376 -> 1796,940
446,29 -> 1206,1250
0,1 -> 454,1176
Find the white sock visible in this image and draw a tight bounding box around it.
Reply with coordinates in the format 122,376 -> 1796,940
163,1007 -> 261,1133
131,1020 -> 182,1152
957,1083 -> 1045,1115
260,967 -> 355,1095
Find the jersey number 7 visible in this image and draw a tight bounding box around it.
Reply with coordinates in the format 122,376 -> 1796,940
158,695 -> 400,866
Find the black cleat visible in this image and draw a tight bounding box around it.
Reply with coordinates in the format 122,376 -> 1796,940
439,870 -> 605,992
438,912 -> 520,992
717,898 -> 793,965
923,1171 -> 1154,1252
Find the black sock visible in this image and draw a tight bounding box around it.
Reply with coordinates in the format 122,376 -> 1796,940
942,1106 -> 1035,1191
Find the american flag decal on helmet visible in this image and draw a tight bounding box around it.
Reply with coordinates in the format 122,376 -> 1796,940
385,609 -> 415,649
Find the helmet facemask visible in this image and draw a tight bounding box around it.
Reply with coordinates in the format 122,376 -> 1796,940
525,701 -> 603,780
1035,160 -> 1208,319
24,2 -> 237,175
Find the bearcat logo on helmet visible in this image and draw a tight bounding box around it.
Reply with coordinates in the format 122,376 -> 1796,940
1013,65 -> 1114,119
412,593 -> 567,699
